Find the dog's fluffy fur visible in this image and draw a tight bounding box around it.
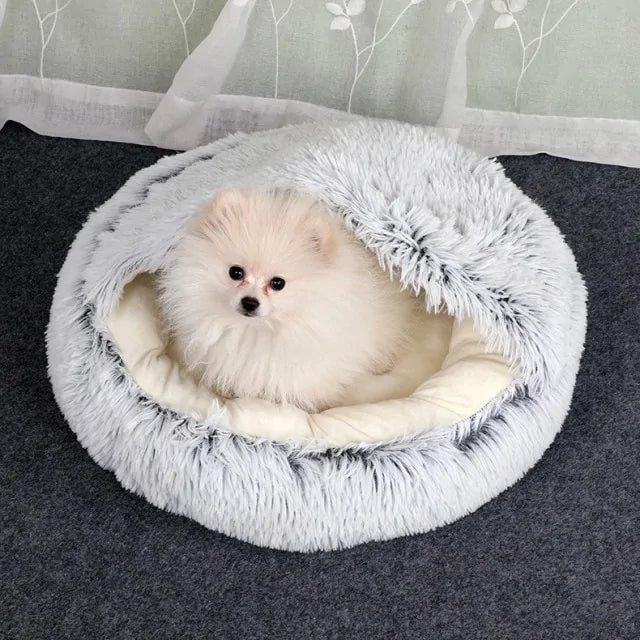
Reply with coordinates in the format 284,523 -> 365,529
158,189 -> 421,412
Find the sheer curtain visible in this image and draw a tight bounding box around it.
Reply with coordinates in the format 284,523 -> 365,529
2,0 -> 639,167
145,0 -> 480,148
0,0 -> 223,144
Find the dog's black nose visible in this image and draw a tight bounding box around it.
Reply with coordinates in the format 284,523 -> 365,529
240,296 -> 260,315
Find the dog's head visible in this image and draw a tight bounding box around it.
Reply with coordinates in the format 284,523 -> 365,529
187,189 -> 337,324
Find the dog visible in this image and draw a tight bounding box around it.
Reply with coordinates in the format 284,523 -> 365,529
158,189 -> 422,412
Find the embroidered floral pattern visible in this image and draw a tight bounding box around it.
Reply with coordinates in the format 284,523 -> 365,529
444,0 -> 475,23
268,0 -> 295,98
29,0 -> 73,80
171,0 -> 197,56
325,0 -> 426,112
491,0 -> 582,107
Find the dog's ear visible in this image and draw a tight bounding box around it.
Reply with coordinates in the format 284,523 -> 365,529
304,213 -> 336,260
200,189 -> 246,230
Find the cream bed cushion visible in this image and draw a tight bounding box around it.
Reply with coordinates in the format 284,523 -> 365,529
108,274 -> 514,447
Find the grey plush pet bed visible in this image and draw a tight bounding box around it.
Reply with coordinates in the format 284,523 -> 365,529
46,120 -> 586,552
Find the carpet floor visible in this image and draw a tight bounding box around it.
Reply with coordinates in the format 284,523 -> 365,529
1,121 -> 638,639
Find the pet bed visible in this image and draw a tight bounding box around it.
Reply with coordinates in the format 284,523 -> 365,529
47,121 -> 586,551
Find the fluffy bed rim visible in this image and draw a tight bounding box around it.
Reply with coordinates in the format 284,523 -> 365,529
46,120 -> 587,552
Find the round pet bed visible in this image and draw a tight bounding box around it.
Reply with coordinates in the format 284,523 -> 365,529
47,120 -> 586,552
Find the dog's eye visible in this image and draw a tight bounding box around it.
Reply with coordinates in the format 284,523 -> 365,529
269,277 -> 286,291
229,266 -> 244,281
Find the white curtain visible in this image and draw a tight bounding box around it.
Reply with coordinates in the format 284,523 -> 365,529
2,0 -> 639,167
0,0 -> 224,144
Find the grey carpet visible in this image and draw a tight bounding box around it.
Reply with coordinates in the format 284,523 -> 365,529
1,121 -> 638,639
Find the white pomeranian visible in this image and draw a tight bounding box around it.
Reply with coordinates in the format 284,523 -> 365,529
158,189 -> 422,413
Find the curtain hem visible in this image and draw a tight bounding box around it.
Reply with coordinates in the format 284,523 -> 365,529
145,92 -> 357,150
460,107 -> 640,168
3,74 -> 640,169
0,75 -> 163,146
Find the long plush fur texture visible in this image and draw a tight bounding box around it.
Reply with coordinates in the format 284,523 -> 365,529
157,189 -> 421,412
46,120 -> 587,552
